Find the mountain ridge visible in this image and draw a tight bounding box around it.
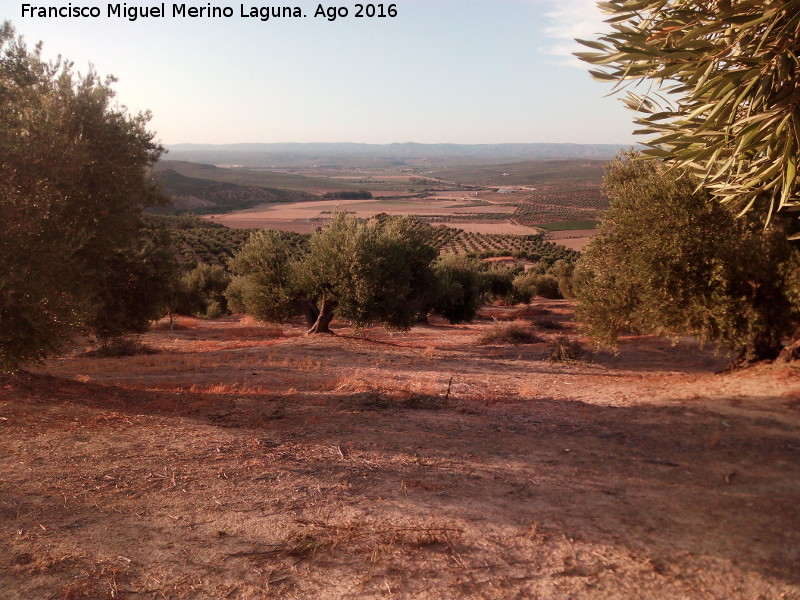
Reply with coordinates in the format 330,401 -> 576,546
163,142 -> 631,168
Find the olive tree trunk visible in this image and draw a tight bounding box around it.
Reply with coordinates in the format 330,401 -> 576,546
307,295 -> 335,335
299,300 -> 320,329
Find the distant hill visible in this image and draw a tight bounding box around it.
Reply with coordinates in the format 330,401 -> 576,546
150,167 -> 314,215
427,159 -> 606,187
152,159 -> 429,194
164,142 -> 629,168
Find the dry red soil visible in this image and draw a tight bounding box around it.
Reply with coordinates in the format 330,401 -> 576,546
1,302 -> 799,599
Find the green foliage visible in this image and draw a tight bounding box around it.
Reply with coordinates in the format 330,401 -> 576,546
230,213 -> 438,333
481,264 -> 520,300
511,269 -> 566,303
228,230 -> 301,324
322,190 -> 373,199
146,212 -> 577,273
577,1 -> 800,229
86,230 -> 179,341
178,264 -> 231,319
143,214 -> 304,270
574,152 -> 800,363
533,275 -> 562,300
550,260 -> 576,299
0,22 -> 164,371
783,252 -> 800,310
430,254 -> 485,324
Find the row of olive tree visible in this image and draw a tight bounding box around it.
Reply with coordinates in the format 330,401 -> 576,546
223,212 -> 577,334
225,213 -> 558,334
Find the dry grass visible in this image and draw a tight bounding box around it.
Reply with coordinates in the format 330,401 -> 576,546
4,303 -> 799,600
548,335 -> 587,362
41,347 -> 326,384
185,382 -> 271,395
339,390 -> 447,411
475,320 -> 543,345
534,318 -> 566,330
83,337 -> 158,358
490,305 -> 552,320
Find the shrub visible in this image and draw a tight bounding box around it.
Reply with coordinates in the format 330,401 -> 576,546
550,260 -> 576,299
476,321 -> 543,345
430,254 -> 485,324
179,264 -> 231,319
481,264 -> 518,301
511,272 -> 563,302
532,275 -> 562,300
547,336 -> 586,362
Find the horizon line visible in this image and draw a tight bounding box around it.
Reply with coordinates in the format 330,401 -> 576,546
164,141 -> 634,147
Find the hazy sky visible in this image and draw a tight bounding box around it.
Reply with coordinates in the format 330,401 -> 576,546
5,0 -> 637,146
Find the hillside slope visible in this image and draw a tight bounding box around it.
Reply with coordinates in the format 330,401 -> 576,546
3,301 -> 798,599
151,167 -> 315,215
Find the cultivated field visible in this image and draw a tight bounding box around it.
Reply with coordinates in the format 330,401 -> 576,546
204,196 -> 539,236
2,302 -> 799,599
156,158 -> 608,246
543,229 -> 598,251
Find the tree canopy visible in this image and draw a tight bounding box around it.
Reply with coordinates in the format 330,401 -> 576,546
0,21 -> 167,371
574,151 -> 800,365
229,212 -> 438,334
577,0 -> 800,232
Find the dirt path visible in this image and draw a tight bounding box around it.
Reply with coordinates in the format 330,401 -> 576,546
2,303 -> 799,599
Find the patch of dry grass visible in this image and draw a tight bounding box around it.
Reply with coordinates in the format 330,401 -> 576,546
548,336 -> 587,362
84,338 -> 158,358
534,318 -> 566,330
331,369 -> 450,410
185,382 -> 271,395
475,321 -> 543,345
495,305 -> 551,320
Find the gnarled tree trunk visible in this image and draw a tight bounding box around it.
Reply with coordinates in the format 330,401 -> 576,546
307,295 -> 335,335
727,336 -> 783,371
775,329 -> 800,364
299,300 -> 319,329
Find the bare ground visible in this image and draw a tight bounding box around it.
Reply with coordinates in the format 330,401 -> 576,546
1,301 -> 799,599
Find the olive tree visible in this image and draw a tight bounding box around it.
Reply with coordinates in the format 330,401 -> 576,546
428,254 -> 485,324
228,213 -> 438,334
577,1 -> 800,232
177,264 -> 231,319
0,22 -> 166,371
85,230 -> 179,342
574,151 -> 800,366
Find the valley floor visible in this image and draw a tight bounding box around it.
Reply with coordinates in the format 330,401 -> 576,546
1,301 -> 799,599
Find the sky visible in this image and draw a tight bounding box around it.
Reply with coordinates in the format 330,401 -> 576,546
3,0 -> 638,146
